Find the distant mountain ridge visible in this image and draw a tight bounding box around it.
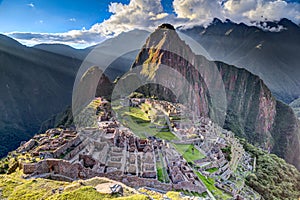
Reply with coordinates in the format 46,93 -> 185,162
181,18 -> 300,103
0,35 -> 83,157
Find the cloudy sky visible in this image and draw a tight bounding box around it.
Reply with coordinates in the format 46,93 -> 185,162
0,0 -> 299,48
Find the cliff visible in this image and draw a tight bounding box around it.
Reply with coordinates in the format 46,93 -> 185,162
131,25 -> 300,170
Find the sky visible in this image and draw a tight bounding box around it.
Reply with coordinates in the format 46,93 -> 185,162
0,0 -> 299,48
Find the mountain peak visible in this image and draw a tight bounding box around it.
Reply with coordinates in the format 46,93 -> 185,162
212,18 -> 223,25
158,23 -> 175,30
141,22 -> 193,59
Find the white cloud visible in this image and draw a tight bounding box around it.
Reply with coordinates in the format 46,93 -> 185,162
94,0 -> 300,33
89,0 -> 173,36
223,0 -> 300,24
8,28 -> 107,49
8,0 -> 300,48
69,18 -> 76,22
27,3 -> 34,8
173,0 -> 225,26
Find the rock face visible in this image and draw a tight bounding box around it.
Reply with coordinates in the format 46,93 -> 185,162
131,25 -> 300,170
132,26 -> 212,118
215,62 -> 276,145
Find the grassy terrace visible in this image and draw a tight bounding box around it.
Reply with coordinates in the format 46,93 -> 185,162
156,152 -> 170,183
113,104 -> 178,141
195,171 -> 232,200
206,167 -> 218,173
171,144 -> 231,199
173,144 -> 205,163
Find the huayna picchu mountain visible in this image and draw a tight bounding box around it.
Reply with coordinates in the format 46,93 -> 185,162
131,24 -> 300,170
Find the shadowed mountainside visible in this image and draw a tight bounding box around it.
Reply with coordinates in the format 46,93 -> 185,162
0,35 -> 84,157
0,32 -> 144,157
290,97 -> 300,119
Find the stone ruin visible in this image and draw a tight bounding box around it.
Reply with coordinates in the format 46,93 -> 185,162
17,97 -> 252,197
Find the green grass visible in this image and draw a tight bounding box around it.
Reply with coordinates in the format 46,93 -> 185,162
155,131 -> 178,141
55,186 -> 111,200
206,167 -> 218,173
114,104 -> 178,141
156,152 -> 170,183
156,168 -> 164,182
173,144 -> 205,162
125,107 -> 151,122
195,171 -> 231,200
55,186 -> 148,200
0,170 -> 149,200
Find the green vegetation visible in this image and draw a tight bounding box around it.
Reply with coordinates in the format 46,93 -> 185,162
56,186 -> 147,200
125,107 -> 151,122
156,152 -> 169,183
0,152 -> 42,174
155,131 -> 177,141
240,139 -> 300,200
173,144 -> 205,162
156,168 -> 164,182
205,167 -> 218,173
271,101 -> 298,160
138,188 -> 182,200
221,146 -> 231,161
0,170 -> 148,200
129,92 -> 144,99
40,106 -> 74,132
113,103 -> 178,141
195,172 -> 231,199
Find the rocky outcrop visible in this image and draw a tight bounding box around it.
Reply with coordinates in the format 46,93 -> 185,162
131,25 -> 300,170
132,26 -> 212,118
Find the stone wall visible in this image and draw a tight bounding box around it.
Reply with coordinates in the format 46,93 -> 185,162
23,163 -> 37,174
53,136 -> 81,158
23,159 -> 206,194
